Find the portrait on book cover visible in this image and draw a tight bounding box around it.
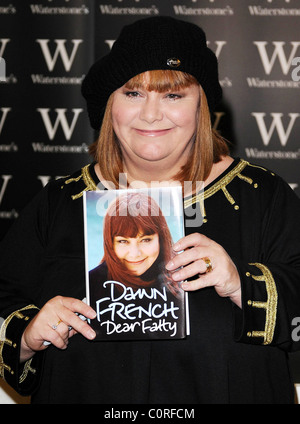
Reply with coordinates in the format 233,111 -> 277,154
84,187 -> 187,340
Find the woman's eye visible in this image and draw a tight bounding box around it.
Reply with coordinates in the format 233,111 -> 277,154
140,238 -> 152,243
125,91 -> 141,98
166,93 -> 182,100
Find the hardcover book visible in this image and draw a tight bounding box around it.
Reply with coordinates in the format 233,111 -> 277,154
83,186 -> 189,341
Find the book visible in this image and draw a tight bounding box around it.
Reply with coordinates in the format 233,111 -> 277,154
83,186 -> 189,341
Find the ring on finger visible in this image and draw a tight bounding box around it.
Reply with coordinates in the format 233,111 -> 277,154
201,257 -> 213,273
52,320 -> 62,330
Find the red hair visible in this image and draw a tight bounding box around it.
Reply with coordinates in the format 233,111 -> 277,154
101,192 -> 173,289
89,70 -> 229,187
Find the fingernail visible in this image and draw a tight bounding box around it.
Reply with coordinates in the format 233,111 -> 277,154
87,329 -> 96,339
181,282 -> 189,290
172,271 -> 182,281
166,261 -> 174,270
173,242 -> 181,251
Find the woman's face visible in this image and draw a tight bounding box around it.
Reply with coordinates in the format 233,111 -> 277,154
113,233 -> 160,276
111,76 -> 200,174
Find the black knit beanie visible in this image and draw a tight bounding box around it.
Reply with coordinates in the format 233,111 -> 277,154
82,16 -> 222,131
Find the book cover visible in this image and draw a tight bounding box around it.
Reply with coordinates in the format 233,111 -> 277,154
83,186 -> 188,341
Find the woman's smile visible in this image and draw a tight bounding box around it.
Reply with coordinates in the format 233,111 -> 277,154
113,233 -> 160,276
111,81 -> 200,169
134,128 -> 174,137
125,258 -> 147,265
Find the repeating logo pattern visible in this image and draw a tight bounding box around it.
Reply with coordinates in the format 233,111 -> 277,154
0,0 -> 299,237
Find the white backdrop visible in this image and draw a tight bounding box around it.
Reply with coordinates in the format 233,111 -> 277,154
0,380 -> 30,404
1,0 -> 300,404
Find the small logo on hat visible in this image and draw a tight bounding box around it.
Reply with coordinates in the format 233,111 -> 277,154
167,58 -> 181,68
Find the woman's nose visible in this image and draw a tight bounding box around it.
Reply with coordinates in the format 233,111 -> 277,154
127,243 -> 142,259
139,97 -> 163,123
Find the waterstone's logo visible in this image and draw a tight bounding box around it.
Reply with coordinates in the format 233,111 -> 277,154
245,112 -> 300,160
173,0 -> 234,16
30,0 -> 89,15
255,41 -> 300,77
0,39 -> 10,59
37,108 -> 83,141
0,4 -> 16,14
27,36 -> 82,156
249,0 -> 300,16
251,113 -> 300,147
37,39 -> 82,72
206,40 -> 232,88
32,108 -> 88,154
0,176 -> 13,207
99,0 -> 159,15
0,108 -> 18,154
245,40 -> 300,159
0,108 -> 11,136
0,175 -> 18,220
32,39 -> 84,85
247,41 -> 300,89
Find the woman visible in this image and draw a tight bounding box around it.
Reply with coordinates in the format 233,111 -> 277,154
91,191 -> 175,290
88,191 -> 185,340
1,16 -> 300,404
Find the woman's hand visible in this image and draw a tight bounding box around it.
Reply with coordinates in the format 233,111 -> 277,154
20,296 -> 97,363
166,233 -> 242,308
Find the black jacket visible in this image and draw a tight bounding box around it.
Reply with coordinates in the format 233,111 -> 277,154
1,158 -> 300,403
